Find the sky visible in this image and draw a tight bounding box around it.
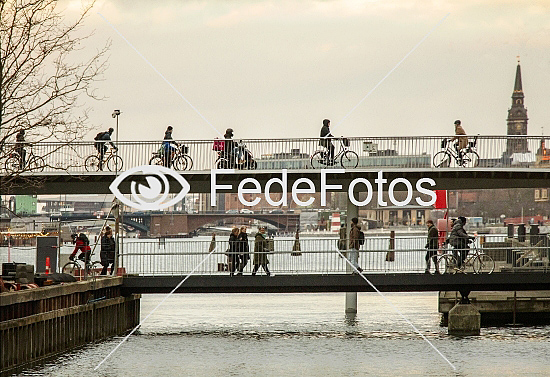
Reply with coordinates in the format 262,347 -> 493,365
62,0 -> 550,141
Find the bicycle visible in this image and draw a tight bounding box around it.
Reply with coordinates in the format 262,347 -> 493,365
311,137 -> 359,169
149,144 -> 193,170
435,237 -> 495,274
4,146 -> 45,173
62,256 -> 103,278
433,136 -> 479,168
85,146 -> 123,172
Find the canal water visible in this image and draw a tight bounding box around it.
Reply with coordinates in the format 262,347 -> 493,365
16,292 -> 550,376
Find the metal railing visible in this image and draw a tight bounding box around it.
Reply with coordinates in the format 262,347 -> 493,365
119,234 -> 550,276
1,135 -> 549,174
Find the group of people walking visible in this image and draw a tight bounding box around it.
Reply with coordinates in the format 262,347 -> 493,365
226,226 -> 270,276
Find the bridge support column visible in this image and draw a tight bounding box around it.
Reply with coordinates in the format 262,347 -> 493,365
448,291 -> 480,336
345,195 -> 359,318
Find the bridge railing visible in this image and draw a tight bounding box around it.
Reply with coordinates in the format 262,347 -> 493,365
120,234 -> 549,276
1,135 -> 548,174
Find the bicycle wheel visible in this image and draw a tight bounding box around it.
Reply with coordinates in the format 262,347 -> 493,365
427,254 -> 440,275
4,155 -> 21,174
183,155 -> 193,170
310,151 -> 327,169
433,151 -> 451,168
28,155 -> 45,172
462,151 -> 479,168
340,150 -> 359,169
437,254 -> 457,274
107,155 -> 123,172
62,261 -> 81,276
84,155 -> 101,172
172,155 -> 187,170
473,254 -> 495,274
463,254 -> 476,274
149,155 -> 163,166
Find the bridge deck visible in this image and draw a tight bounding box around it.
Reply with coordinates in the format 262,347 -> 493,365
5,168 -> 550,194
121,272 -> 550,294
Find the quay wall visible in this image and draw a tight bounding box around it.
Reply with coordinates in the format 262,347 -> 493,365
0,278 -> 140,375
439,291 -> 550,325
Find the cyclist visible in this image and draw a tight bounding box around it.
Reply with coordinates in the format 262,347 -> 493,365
451,120 -> 468,164
15,130 -> 27,169
162,125 -> 179,168
446,217 -> 474,269
69,233 -> 91,264
94,128 -> 117,170
319,119 -> 335,165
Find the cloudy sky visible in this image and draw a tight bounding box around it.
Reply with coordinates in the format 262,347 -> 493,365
65,0 -> 550,140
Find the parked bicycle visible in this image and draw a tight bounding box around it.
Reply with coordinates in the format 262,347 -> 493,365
434,237 -> 495,274
433,136 -> 479,168
62,256 -> 103,278
4,146 -> 45,173
149,144 -> 193,170
310,137 -> 359,169
85,146 -> 123,172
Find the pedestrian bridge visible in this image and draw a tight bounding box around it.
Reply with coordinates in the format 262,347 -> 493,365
115,235 -> 550,294
2,135 -> 550,194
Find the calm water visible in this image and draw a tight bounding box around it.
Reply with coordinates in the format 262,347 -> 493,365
17,292 -> 550,377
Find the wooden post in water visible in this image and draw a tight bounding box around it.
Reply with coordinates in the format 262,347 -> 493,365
345,195 -> 358,318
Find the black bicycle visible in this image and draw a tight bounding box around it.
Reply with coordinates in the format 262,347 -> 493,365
311,137 -> 359,169
433,137 -> 479,168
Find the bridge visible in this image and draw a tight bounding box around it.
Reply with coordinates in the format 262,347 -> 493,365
114,235 -> 550,296
2,135 -> 550,194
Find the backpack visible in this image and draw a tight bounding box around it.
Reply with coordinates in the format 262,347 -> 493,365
213,139 -> 225,151
94,132 -> 106,141
78,233 -> 90,246
358,230 -> 365,246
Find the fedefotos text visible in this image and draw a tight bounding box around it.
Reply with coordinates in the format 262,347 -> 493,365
210,169 -> 437,207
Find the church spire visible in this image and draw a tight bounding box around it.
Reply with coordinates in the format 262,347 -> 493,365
513,57 -> 523,94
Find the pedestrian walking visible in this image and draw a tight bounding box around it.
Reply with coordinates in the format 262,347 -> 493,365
227,227 -> 240,276
424,220 -> 439,273
348,217 -> 363,273
252,226 -> 270,276
237,226 -> 250,275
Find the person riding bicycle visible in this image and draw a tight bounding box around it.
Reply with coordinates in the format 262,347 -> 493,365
162,125 -> 179,168
319,119 -> 335,165
451,120 -> 468,165
446,217 -> 474,269
69,233 -> 91,264
15,130 -> 27,169
94,128 -> 117,170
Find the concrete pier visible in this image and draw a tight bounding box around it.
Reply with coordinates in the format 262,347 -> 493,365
448,303 -> 481,336
0,277 -> 140,375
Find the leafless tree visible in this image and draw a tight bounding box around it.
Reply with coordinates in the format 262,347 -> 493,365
0,0 -> 109,193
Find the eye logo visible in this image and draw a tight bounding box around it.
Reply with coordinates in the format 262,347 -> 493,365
109,165 -> 190,211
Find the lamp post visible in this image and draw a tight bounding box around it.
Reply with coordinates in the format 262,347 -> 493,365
111,110 -> 120,173
111,109 -> 122,274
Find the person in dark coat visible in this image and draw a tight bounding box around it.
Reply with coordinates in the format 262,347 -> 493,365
424,220 -> 439,273
319,119 -> 335,164
348,217 -> 363,273
228,227 -> 240,276
447,217 -> 473,268
237,226 -> 250,275
100,226 -> 116,275
252,227 -> 270,276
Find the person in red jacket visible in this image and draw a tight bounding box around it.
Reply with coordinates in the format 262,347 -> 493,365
69,233 -> 91,263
